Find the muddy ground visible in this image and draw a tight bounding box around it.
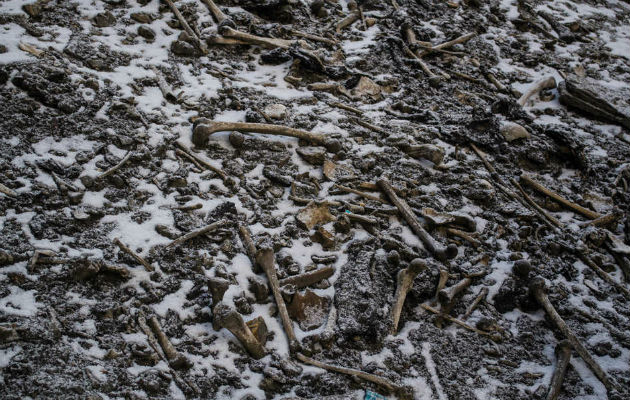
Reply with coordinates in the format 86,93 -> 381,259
1,0 -> 630,399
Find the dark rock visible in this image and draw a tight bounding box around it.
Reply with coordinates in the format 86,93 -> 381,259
93,11 -> 116,28
137,25 -> 156,40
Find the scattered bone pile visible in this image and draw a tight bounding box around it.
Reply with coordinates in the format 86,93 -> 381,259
1,0 -> 630,399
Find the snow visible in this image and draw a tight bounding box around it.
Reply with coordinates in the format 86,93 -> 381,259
0,286 -> 40,317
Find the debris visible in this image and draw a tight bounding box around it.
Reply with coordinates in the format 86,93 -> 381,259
296,202 -> 336,230
213,302 -> 266,359
287,289 -> 330,331
391,258 -> 427,334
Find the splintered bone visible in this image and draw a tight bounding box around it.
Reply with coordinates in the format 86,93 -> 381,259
546,340 -> 572,400
391,258 -> 427,334
148,316 -> 191,369
213,302 -> 266,359
256,248 -> 299,352
377,178 -> 458,262
192,119 -> 340,152
529,277 -> 618,393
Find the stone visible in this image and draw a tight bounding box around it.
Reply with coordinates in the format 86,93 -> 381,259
137,25 -> 156,40
263,103 -> 287,120
296,202 -> 336,230
246,316 -> 268,345
171,40 -> 198,57
22,3 -> 42,17
405,143 -> 445,165
421,208 -> 476,231
322,159 -> 355,181
296,146 -> 326,165
248,276 -> 269,303
229,131 -> 245,148
0,44 -> 7,54
130,12 -> 153,24
93,11 -> 116,28
287,289 -> 330,331
350,76 -> 382,101
500,121 -> 530,142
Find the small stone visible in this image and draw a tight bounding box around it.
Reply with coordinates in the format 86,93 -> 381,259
322,159 -> 355,181
512,259 -> 532,279
234,296 -> 253,315
287,289 -> 330,331
312,226 -> 335,249
405,144 -> 445,165
72,259 -> 101,281
246,316 -> 268,346
155,224 -> 181,240
263,103 -> 287,120
248,276 -> 269,303
350,76 -> 382,101
171,40 -> 198,57
296,202 -> 336,230
296,146 -> 326,165
500,121 -> 531,141
0,45 -> 7,54
137,25 -> 156,40
130,12 -> 153,24
93,11 -> 116,28
22,3 -> 42,17
229,131 -> 245,148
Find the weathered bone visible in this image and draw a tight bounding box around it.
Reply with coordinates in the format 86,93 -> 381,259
148,316 -> 191,369
113,238 -> 154,272
96,151 -> 132,180
377,178 -> 458,262
0,182 -> 17,197
165,219 -> 228,249
432,268 -> 449,305
520,174 -> 601,219
546,340 -> 572,400
256,248 -> 299,352
438,276 -> 473,305
391,258 -> 427,334
417,32 -> 476,58
421,304 -> 502,341
279,266 -> 335,289
200,0 -> 229,24
336,12 -> 360,33
163,0 -> 207,54
175,141 -> 227,181
462,286 -> 488,320
220,26 -> 294,49
295,353 -> 404,394
213,302 -> 266,359
192,120 -> 340,152
529,276 -> 618,393
517,76 -> 556,106
333,183 -> 387,204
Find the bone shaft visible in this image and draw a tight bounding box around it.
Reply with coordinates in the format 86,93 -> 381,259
238,224 -> 258,269
196,121 -> 325,145
336,12 -> 360,32
377,179 -> 442,258
114,238 -> 154,271
148,316 -> 180,362
0,182 -> 17,197
517,77 -> 556,106
279,266 -> 334,289
163,0 -> 206,53
546,342 -> 572,400
226,322 -> 265,359
200,0 -> 227,23
222,27 -> 290,49
391,273 -> 414,333
166,219 -> 227,248
463,287 -> 488,320
520,175 -> 600,219
175,141 -> 227,180
98,151 -> 132,180
534,291 -> 616,392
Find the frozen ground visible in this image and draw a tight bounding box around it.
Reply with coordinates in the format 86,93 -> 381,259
1,0 -> 630,399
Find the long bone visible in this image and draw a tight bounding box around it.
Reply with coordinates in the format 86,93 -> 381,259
200,0 -> 229,25
546,340 -> 572,400
213,302 -> 266,359
163,0 -> 208,54
256,248 -> 299,352
192,119 -> 340,152
529,276 -> 618,393
517,76 -> 556,107
220,26 -> 294,49
377,179 -> 458,262
391,258 -> 427,334
148,316 -> 191,369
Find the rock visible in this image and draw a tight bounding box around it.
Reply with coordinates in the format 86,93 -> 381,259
512,259 -> 532,279
263,104 -> 287,120
72,259 -> 101,281
287,289 -> 330,331
229,131 -> 245,148
323,159 -> 355,181
312,226 -> 335,249
558,75 -> 630,130
22,3 -> 42,17
171,40 -> 198,57
296,146 -> 326,165
296,202 -> 336,230
155,224 -> 181,239
234,296 -> 253,315
405,144 -> 445,165
0,45 -> 7,54
246,316 -> 268,345
248,276 -> 269,303
421,208 -> 476,232
130,12 -> 153,24
93,11 -> 116,28
349,76 -> 382,101
0,251 -> 14,266
137,25 -> 156,40
500,121 -> 530,142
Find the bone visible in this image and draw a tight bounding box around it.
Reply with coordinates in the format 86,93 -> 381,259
0,182 -> 17,197
510,178 -> 563,228
336,12 -> 360,33
213,302 -> 266,359
165,219 -> 228,249
432,268 -> 449,305
520,174 -> 601,219
96,151 -> 132,180
529,276 -> 618,393
546,340 -> 572,400
113,238 -> 154,272
578,252 -> 630,300
238,224 -> 260,272
421,303 -> 502,341
279,266 -> 335,289
295,353 -> 404,394
438,276 -> 473,305
517,76 -> 557,106
333,183 -> 387,204
377,178 -> 458,262
151,66 -> 177,103
220,26 -> 294,49
200,0 -> 229,24
175,141 -> 228,181
462,287 -> 488,320
417,32 -> 476,57
148,316 -> 191,369
163,0 -> 207,54
192,120 -> 340,152
391,258 -> 427,334
256,248 -> 299,352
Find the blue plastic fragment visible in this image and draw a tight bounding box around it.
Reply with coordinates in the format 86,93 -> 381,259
364,390 -> 386,400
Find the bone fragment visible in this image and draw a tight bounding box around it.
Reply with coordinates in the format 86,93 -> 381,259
279,266 -> 335,289
96,151 -> 132,180
518,77 -> 557,107
520,174 -> 601,219
378,178 -> 458,262
148,316 -> 190,369
546,340 -> 572,400
0,182 -> 17,197
163,0 -> 207,54
165,219 -> 228,249
113,238 -> 154,272
391,258 -> 427,334
213,302 -> 266,359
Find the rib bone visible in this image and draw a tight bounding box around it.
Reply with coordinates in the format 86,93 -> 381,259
213,302 -> 266,359
256,248 -> 299,352
192,119 -> 340,152
546,340 -> 572,400
377,178 -> 458,262
520,174 -> 601,219
529,276 -> 618,393
391,258 -> 427,334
